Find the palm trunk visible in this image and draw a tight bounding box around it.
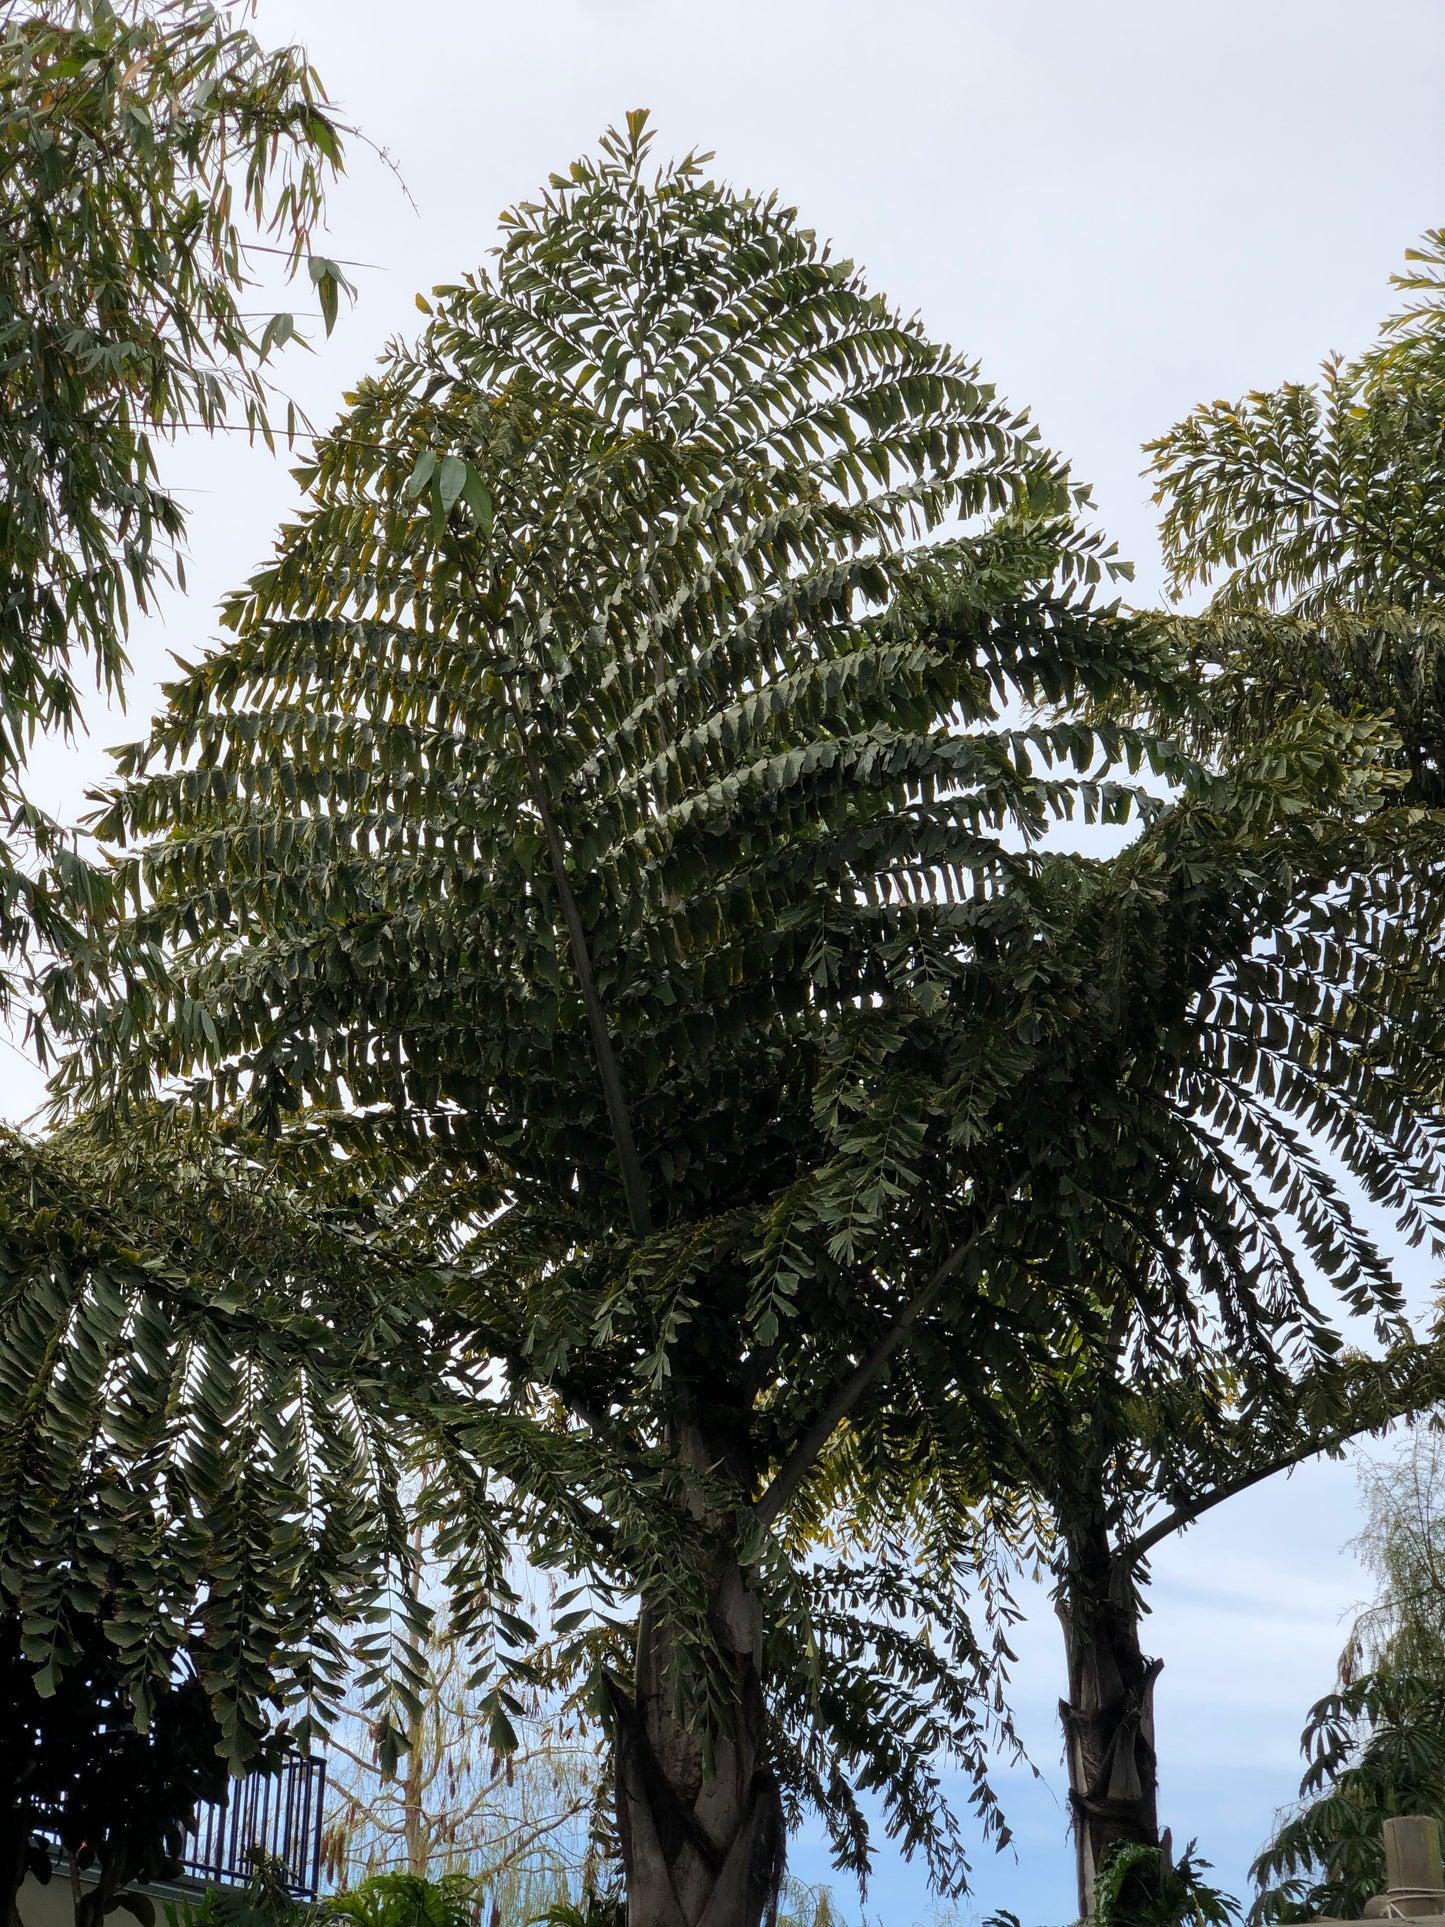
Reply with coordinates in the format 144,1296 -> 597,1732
1057,1523 -> 1163,1920
611,1429 -> 784,1927
404,1726 -> 428,1876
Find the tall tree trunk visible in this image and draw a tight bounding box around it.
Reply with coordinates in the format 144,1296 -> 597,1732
404,1716 -> 428,1876
610,1429 -> 784,1927
1057,1523 -> 1163,1921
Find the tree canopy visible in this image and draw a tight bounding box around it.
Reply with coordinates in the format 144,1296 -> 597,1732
1145,229 -> 1445,802
50,112 -> 1178,1927
16,94 -> 1445,1927
51,111 -> 1445,1927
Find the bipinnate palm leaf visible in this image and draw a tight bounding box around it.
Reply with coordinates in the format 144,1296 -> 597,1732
39,117 -> 1169,1904
0,1126 -> 458,1767
61,116 -> 1150,1210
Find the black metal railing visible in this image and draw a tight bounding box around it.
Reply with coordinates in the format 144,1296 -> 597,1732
180,1758 -> 327,1900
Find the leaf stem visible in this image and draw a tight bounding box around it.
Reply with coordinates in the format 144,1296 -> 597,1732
521,740 -> 654,1240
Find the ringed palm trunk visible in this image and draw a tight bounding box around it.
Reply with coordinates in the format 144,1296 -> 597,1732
1057,1521 -> 1163,1920
611,1427 -> 785,1927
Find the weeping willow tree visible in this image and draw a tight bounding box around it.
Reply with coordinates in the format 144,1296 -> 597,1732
319,1576 -> 605,1910
50,113 -> 1175,1927
1251,1432 -> 1445,1924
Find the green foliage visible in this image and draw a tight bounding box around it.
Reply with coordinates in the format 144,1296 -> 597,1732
51,113 -> 1157,1898
1121,609 -> 1445,807
46,116 -> 1445,1915
529,1893 -> 625,1927
0,1611 -> 251,1927
1250,1673 -> 1445,1924
1252,1435 -> 1445,1923
174,1868 -> 508,1927
323,1872 -> 481,1927
169,1857 -> 329,1927
807,701 -> 1445,1913
0,1124 -> 446,1767
1143,228 -> 1445,803
980,1846 -> 1237,1927
1091,1842 -> 1237,1927
820,701 -> 1445,1557
1147,228 -> 1445,617
0,0 -> 349,1008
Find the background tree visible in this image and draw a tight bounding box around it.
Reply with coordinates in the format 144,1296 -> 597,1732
1144,227 -> 1445,803
58,114 -> 1170,1927
806,713 -> 1445,1916
319,1584 -> 607,1920
0,0 -> 351,1014
1252,1431 -> 1445,1923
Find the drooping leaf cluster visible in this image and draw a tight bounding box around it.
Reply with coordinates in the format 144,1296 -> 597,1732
0,1125 -> 448,1769
0,0 -> 349,1007
810,703 -> 1445,1548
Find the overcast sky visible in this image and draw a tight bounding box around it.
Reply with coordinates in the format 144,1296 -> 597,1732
9,0 -> 1445,1918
